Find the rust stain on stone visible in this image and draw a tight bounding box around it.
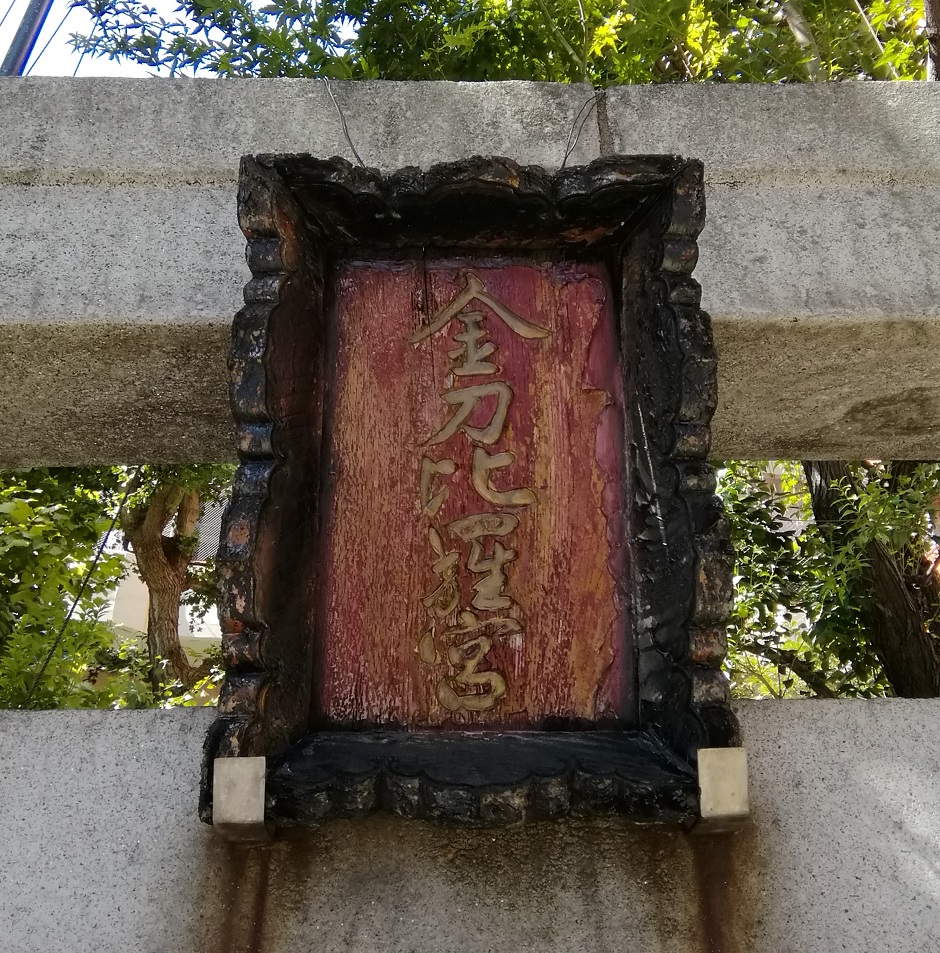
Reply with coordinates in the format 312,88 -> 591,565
203,816 -> 764,953
217,843 -> 274,953
690,826 -> 763,953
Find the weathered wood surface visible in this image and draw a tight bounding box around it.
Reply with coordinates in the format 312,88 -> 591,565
315,259 -> 629,729
204,155 -> 737,827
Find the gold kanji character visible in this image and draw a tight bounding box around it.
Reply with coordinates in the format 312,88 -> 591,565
447,512 -> 519,541
409,273 -> 551,347
468,538 -> 516,611
417,628 -> 438,665
436,635 -> 507,712
426,382 -> 512,446
421,527 -> 459,620
446,608 -> 522,639
420,455 -> 457,516
435,610 -> 519,712
447,312 -> 499,377
471,447 -> 536,506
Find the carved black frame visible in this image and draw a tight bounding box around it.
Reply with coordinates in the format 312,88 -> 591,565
200,155 -> 737,828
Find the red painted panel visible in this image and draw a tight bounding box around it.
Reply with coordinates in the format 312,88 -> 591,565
313,258 -> 629,729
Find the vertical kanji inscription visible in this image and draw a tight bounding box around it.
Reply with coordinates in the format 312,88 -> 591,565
315,260 -> 629,729
412,273 -> 548,712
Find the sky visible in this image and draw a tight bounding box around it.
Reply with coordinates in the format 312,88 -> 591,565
0,0 -> 174,75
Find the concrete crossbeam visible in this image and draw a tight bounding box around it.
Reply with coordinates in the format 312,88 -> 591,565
1,79 -> 938,463
0,78 -> 599,183
2,702 -> 939,951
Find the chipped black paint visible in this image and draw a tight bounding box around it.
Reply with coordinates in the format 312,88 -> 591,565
267,731 -> 697,826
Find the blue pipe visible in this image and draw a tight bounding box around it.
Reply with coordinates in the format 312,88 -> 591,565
0,0 -> 57,76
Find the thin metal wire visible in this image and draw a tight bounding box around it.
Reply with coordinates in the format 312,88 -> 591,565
22,470 -> 137,708
23,0 -> 70,75
561,91 -> 599,169
321,77 -> 596,173
0,0 -> 19,33
321,76 -> 366,168
72,8 -> 98,76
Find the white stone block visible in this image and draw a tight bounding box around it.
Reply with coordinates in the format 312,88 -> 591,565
212,756 -> 269,841
697,746 -> 749,829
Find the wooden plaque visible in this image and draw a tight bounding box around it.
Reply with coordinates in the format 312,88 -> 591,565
202,155 -> 737,827
319,258 -> 627,729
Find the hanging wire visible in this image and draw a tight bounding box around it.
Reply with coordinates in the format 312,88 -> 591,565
0,0 -> 19,33
22,469 -> 138,708
71,0 -> 112,78
72,6 -> 99,76
321,76 -> 366,168
23,0 -> 72,75
322,76 -> 599,174
561,90 -> 600,169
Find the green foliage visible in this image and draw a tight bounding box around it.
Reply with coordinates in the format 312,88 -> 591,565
721,462 -> 880,698
0,468 -> 126,708
161,648 -> 225,707
69,0 -> 927,82
828,462 -> 940,582
91,639 -> 224,707
87,640 -> 156,707
122,464 -> 234,511
183,560 -> 220,627
0,465 -> 232,710
720,461 -> 940,698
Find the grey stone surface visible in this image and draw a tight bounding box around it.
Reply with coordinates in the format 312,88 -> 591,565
699,183 -> 940,323
0,78 -> 599,182
740,700 -> 940,953
0,710 -> 225,953
5,310 -> 940,464
714,315 -> 940,459
698,179 -> 940,457
0,185 -> 243,325
1,79 -> 939,462
604,81 -> 940,184
1,702 -> 939,953
0,322 -> 232,464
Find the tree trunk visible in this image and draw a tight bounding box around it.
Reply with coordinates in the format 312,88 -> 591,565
926,0 -> 940,81
803,460 -> 940,697
121,476 -> 205,691
146,570 -> 189,692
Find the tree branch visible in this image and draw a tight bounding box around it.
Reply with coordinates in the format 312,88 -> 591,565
926,0 -> 940,81
803,460 -> 940,697
781,1 -> 824,81
850,0 -> 899,79
535,0 -> 589,82
176,490 -> 200,539
738,639 -> 837,698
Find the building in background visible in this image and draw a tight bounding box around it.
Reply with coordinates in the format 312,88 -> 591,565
105,501 -> 224,661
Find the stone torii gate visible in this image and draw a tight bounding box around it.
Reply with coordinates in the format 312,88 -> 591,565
0,78 -> 939,953
1,79 -> 938,465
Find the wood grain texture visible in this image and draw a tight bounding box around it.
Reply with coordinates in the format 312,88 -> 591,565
314,258 -> 629,729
